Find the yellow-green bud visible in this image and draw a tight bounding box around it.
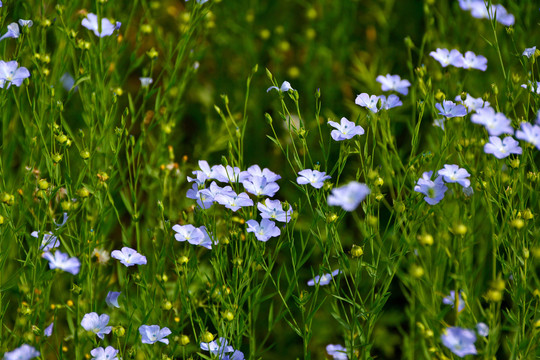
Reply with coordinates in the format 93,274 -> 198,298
77,188 -> 90,198
180,335 -> 190,345
223,310 -> 234,321
80,150 -> 90,160
351,245 -> 364,257
56,134 -> 68,144
201,331 -> 214,343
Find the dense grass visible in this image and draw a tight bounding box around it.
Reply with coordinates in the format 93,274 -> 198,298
1,0 -> 540,359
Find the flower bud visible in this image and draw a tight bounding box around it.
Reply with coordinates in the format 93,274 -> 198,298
351,245 -> 364,257
201,331 -> 214,343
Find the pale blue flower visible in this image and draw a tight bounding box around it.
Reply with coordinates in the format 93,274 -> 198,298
307,269 -> 341,286
246,165 -> 281,182
327,181 -> 370,211
2,344 -> 40,360
442,290 -> 465,312
82,13 -> 117,37
257,199 -> 293,223
31,231 -> 61,251
106,291 -> 121,308
111,247 -> 147,267
461,51 -> 487,71
433,118 -> 445,130
326,344 -> 348,360
42,251 -> 81,275
212,165 -> 250,183
215,191 -> 253,211
454,93 -> 489,113
521,81 -> 540,94
296,169 -> 331,189
414,171 -> 447,205
515,122 -> 540,149
379,94 -> 402,110
328,117 -> 364,141
267,81 -> 294,93
0,23 -> 20,42
81,312 -> 112,339
91,346 -> 119,360
476,322 -> 489,337
355,93 -> 380,113
471,107 -> 514,136
139,325 -> 171,344
438,165 -> 470,188
246,219 -> 280,242
172,224 -> 205,244
140,77 -> 153,87
376,74 -> 411,95
242,176 -> 279,197
18,20 -> 33,28
441,327 -> 477,358
44,322 -> 54,337
484,136 -> 522,159
200,337 -> 234,357
436,100 -> 467,118
523,46 -> 536,58
0,60 -> 30,88
195,226 -> 216,249
430,48 -> 464,68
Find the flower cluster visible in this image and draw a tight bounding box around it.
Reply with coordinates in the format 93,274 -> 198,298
414,165 -> 470,205
458,0 -> 515,26
430,48 -> 487,70
200,337 -> 245,360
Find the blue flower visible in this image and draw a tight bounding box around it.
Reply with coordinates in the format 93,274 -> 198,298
246,165 -> 281,182
215,191 -> 254,211
0,23 -> 20,42
438,165 -> 471,188
296,169 -> 331,189
516,122 -> 540,149
461,51 -> 487,71
476,322 -> 489,337
442,290 -> 465,312
2,344 -> 40,360
246,219 -> 281,242
111,247 -> 147,267
523,46 -> 536,58
31,231 -> 60,251
257,199 -> 293,223
105,291 -> 121,308
200,337 -> 234,358
376,74 -> 411,95
484,136 -> 522,159
242,175 -> 279,197
326,344 -> 348,360
81,312 -> 112,339
521,81 -> 540,94
139,325 -> 172,344
267,81 -> 294,93
379,94 -> 402,110
140,77 -> 153,88
44,322 -> 54,337
0,60 -> 30,88
355,93 -> 380,113
471,107 -> 514,136
454,93 -> 489,113
18,19 -> 33,28
81,13 -> 117,37
328,117 -> 364,141
307,269 -> 341,286
90,346 -> 119,360
172,224 -> 206,244
194,226 -> 216,249
429,48 -> 464,68
441,327 -> 477,358
42,251 -> 81,275
414,171 -> 447,205
327,181 -> 370,211
435,100 -> 467,118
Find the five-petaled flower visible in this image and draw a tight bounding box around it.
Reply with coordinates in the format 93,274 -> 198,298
42,250 -> 81,275
436,100 -> 467,118
0,60 -> 30,88
355,93 -> 380,113
91,346 -> 119,360
484,136 -> 522,159
31,230 -> 61,251
296,169 -> 331,189
414,171 -> 448,205
105,291 -> 121,308
376,74 -> 411,95
523,46 -> 536,58
442,290 -> 466,312
438,164 -> 471,188
258,199 -> 293,223
82,13 -> 120,37
246,219 -> 281,242
328,117 -> 364,141
0,23 -> 19,42
327,181 -> 370,211
111,247 -> 147,267
139,325 -> 172,344
267,81 -> 294,93
430,48 -> 464,68
441,326 -> 477,358
81,312 -> 112,339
